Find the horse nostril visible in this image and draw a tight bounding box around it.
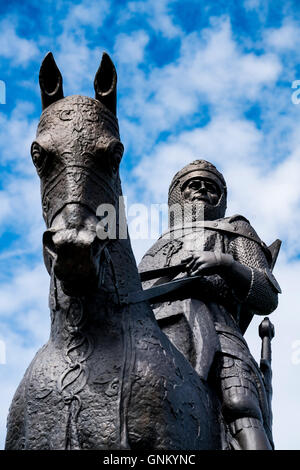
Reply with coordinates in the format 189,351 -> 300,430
91,237 -> 101,257
43,230 -> 57,258
43,228 -> 100,286
53,241 -> 98,285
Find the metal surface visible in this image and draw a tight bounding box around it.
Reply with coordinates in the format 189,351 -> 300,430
5,53 -> 224,450
139,160 -> 281,450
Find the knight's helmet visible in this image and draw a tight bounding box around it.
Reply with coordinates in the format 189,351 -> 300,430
168,160 -> 227,226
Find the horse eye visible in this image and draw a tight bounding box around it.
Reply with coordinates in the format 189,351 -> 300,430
31,142 -> 48,175
111,155 -> 121,174
96,141 -> 123,175
108,142 -> 124,174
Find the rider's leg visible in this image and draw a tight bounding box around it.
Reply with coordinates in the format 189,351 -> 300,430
229,417 -> 272,450
218,356 -> 272,450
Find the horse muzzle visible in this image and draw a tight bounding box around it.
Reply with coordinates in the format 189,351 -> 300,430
43,227 -> 101,296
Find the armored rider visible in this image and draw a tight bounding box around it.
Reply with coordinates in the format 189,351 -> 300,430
139,160 -> 281,450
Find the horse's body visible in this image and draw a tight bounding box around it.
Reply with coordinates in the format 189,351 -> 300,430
5,53 -> 222,450
6,291 -> 221,449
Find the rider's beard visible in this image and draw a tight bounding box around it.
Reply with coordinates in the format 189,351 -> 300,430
168,191 -> 227,227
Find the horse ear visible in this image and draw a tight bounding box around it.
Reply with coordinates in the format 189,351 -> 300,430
94,52 -> 117,115
39,52 -> 64,110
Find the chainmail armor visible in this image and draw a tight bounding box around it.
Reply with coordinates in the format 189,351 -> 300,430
168,160 -> 227,225
228,226 -> 278,315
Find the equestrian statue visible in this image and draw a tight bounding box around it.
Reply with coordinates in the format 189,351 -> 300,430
6,53 -> 224,450
5,52 -> 280,450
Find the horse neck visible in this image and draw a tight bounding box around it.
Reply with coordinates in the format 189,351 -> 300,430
46,177 -> 144,346
47,235 -> 142,348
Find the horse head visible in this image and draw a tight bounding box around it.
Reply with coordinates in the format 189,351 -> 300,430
33,52 -> 124,296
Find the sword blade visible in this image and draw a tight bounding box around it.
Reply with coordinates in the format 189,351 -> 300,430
135,275 -> 200,304
139,262 -> 187,282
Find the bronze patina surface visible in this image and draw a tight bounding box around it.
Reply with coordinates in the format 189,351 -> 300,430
139,159 -> 281,450
5,53 -> 224,450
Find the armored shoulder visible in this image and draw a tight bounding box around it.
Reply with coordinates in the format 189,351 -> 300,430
226,214 -> 261,241
227,215 -> 281,309
209,215 -> 272,266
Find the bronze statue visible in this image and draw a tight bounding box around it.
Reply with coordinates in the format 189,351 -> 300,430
5,54 -> 227,450
139,160 -> 281,450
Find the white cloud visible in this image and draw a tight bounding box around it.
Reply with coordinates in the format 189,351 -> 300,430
61,0 -> 110,30
133,116 -> 263,201
244,0 -> 261,8
265,20 -> 300,51
0,262 -> 49,450
126,0 -> 182,39
118,17 -> 282,155
55,35 -> 101,95
0,19 -> 39,66
114,31 -> 149,65
51,0 -> 111,95
0,100 -> 45,252
0,263 -> 48,319
0,175 -> 44,251
243,0 -> 269,19
0,101 -> 37,172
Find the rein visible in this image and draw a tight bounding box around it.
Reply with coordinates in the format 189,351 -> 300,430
100,241 -> 197,306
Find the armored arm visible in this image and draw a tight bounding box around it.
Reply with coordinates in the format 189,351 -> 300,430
184,250 -> 252,301
183,219 -> 280,316
227,228 -> 280,315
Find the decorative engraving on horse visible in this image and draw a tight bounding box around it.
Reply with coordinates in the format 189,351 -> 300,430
5,52 -> 225,450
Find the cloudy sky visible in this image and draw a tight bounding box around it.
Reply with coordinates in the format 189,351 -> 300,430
0,0 -> 300,450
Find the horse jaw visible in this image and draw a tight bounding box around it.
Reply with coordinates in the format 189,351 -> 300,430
43,206 -> 102,296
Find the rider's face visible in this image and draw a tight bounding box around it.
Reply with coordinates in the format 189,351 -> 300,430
182,177 -> 221,206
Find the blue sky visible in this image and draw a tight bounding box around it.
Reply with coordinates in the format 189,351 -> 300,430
0,0 -> 300,450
